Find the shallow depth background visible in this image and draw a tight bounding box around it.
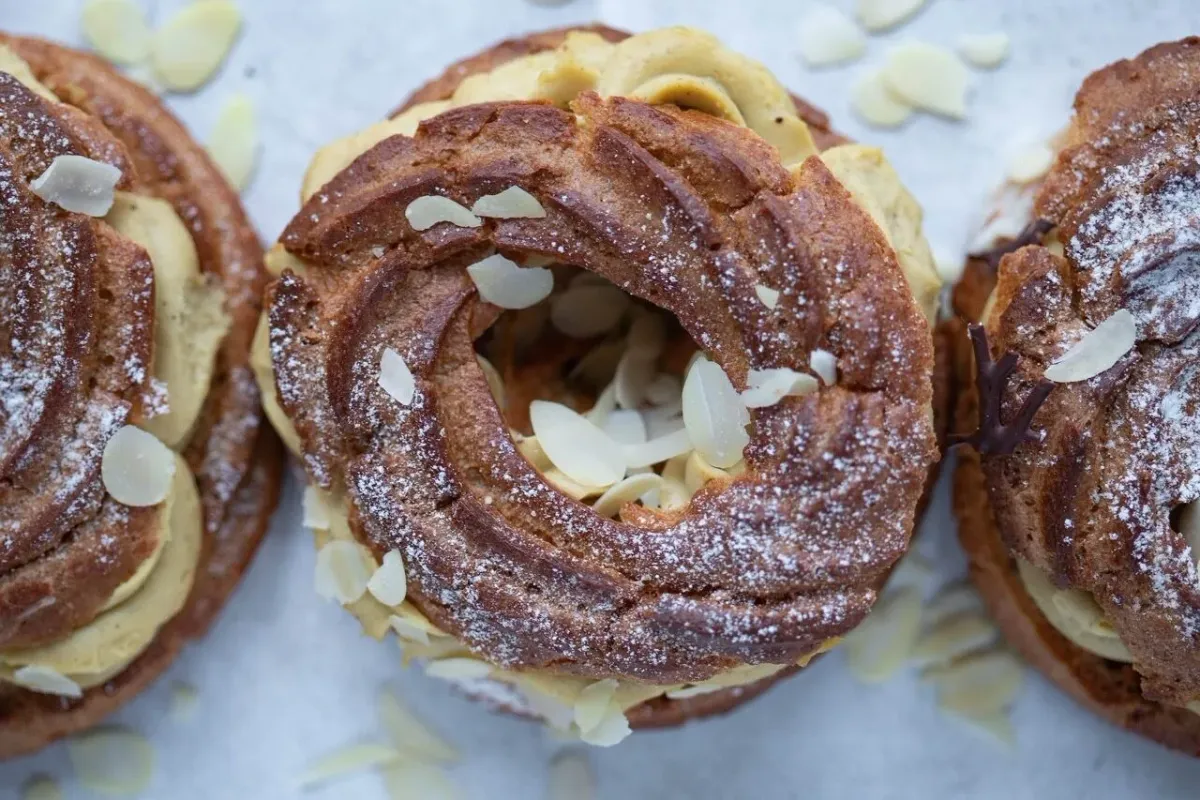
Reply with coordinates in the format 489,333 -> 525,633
2,1 -> 1200,797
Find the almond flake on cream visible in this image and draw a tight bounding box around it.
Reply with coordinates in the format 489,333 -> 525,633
81,0 -> 151,64
467,254 -> 554,309
405,195 -> 482,231
367,550 -> 408,607
12,664 -> 82,698
151,0 -> 242,92
314,540 -> 372,605
798,5 -> 866,67
1043,309 -> 1136,383
101,426 -> 176,507
470,186 -> 546,219
882,42 -> 970,120
30,155 -> 121,217
379,348 -> 416,405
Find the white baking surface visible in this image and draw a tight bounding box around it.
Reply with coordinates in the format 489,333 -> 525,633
3,0 -> 1200,797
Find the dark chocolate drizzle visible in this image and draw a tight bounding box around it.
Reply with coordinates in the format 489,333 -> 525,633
970,218 -> 1056,271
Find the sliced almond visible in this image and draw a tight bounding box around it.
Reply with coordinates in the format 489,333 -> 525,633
476,355 -> 506,408
592,474 -> 664,517
425,657 -> 493,681
856,0 -> 929,32
684,451 -> 733,494
150,0 -> 242,92
682,358 -> 750,469
516,434 -> 554,471
389,609 -> 436,646
645,373 -> 683,406
923,649 -> 1024,715
844,587 -> 923,683
30,155 -> 121,217
314,540 -> 372,605
382,762 -> 460,800
741,368 -> 820,408
623,428 -> 693,469
302,486 -> 331,530
471,186 -> 546,219
1007,142 -> 1054,185
798,5 -> 866,67
574,679 -> 619,733
1043,309 -> 1136,383
81,0 -> 151,64
911,612 -> 998,665
367,550 -> 408,607
614,350 -> 657,410
298,743 -> 401,788
67,727 -> 154,796
20,775 -> 61,800
809,349 -> 838,385
530,400 -> 627,487
888,551 -> 936,588
12,665 -> 82,699
924,582 -> 984,623
852,70 -> 915,129
544,470 -> 610,501
578,706 -> 631,747
467,254 -> 554,309
406,195 -> 481,231
378,689 -> 459,763
601,409 -> 647,445
551,284 -> 630,338
882,42 -> 970,120
957,32 -> 1011,68
942,708 -> 1016,748
754,284 -> 780,309
548,750 -> 594,800
379,348 -> 416,405
101,426 -> 176,507
208,93 -> 257,191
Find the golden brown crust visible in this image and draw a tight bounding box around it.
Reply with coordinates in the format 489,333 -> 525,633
0,35 -> 282,758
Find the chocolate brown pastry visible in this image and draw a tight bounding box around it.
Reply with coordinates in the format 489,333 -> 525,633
951,37 -> 1200,754
0,36 -> 281,757
256,24 -> 941,740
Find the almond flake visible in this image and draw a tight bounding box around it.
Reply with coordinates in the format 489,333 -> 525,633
298,743 -> 401,788
529,400 -> 627,487
467,254 -> 554,309
923,649 -> 1024,715
741,368 -> 820,408
882,42 -> 970,120
151,0 -> 242,92
682,358 -> 750,469
208,93 -> 257,191
798,5 -> 867,67
382,762 -> 460,800
592,474 -> 664,517
1006,142 -> 1054,185
379,348 -> 416,405
30,155 -> 121,216
551,284 -> 630,338
101,426 -> 176,507
470,186 -> 546,219
923,582 -> 983,623
601,409 -> 647,446
1043,309 -> 1135,383
12,665 -> 82,698
425,657 -> 493,681
20,775 -> 61,800
574,679 -> 619,733
476,355 -> 506,408
367,551 -> 408,607
911,612 -> 998,665
809,349 -> 838,385
405,195 -> 482,231
684,451 -> 734,493
378,690 -> 459,763
389,611 -> 434,645
957,32 -> 1011,68
852,70 -> 915,129
856,0 -> 929,32
942,708 -> 1016,748
314,540 -> 372,605
844,587 -> 923,683
578,707 -> 631,747
81,0 -> 151,64
754,284 -> 780,309
67,727 -> 154,796
623,428 -> 693,469
544,470 -> 610,501
645,373 -> 682,406
302,486 -> 331,530
548,750 -> 594,800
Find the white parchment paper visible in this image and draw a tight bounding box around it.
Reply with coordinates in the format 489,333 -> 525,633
2,1 -> 1200,797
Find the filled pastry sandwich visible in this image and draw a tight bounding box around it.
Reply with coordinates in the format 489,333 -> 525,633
953,37 -> 1200,753
0,36 -> 281,756
255,24 -> 942,742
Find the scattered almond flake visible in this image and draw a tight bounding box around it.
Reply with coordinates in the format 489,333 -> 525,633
923,582 -> 983,624
382,762 -> 461,800
601,409 -> 647,445
844,587 -> 923,683
882,42 -> 970,120
592,474 -> 664,517
12,665 -> 82,699
574,679 -> 619,733
957,32 -> 1011,68
682,358 -> 750,469
379,348 -> 416,405
30,155 -> 121,216
809,349 -> 838,385
741,368 -> 819,408
856,0 -> 928,31
578,706 -> 631,747
150,0 -> 242,92
302,486 -> 331,530
623,428 -> 693,469
21,775 -> 61,800
100,426 -> 176,507
67,727 -> 154,796
378,690 -> 459,763
923,649 -> 1024,715
625,312 -> 667,357
515,434 -> 554,471
405,195 -> 482,231
314,540 -> 372,605
645,373 -> 682,406
614,348 -> 657,410
476,355 -> 506,409
467,254 -> 554,309
389,614 -> 432,645
1043,309 -> 1136,382
684,451 -> 734,494
208,93 -> 258,191
543,469 -> 609,501
168,681 -> 200,722
1006,141 -> 1054,185
298,743 -> 402,789
550,284 -> 630,338
529,400 -> 626,487
547,750 -> 594,800
470,186 -> 546,219
425,657 -> 493,681
367,551 -> 409,607
583,383 -> 618,426
911,612 -> 998,665
81,0 -> 151,64
942,708 -> 1016,748
656,478 -> 690,510
798,5 -> 867,67
754,283 -> 780,309
851,70 -> 915,129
